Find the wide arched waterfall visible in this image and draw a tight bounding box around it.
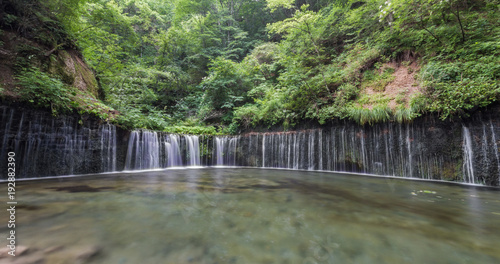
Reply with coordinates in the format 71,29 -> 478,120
1,105 -> 499,186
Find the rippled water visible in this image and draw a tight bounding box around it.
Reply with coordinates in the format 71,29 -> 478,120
1,168 -> 500,264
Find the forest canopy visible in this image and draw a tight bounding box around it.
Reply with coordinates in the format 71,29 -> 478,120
1,0 -> 499,133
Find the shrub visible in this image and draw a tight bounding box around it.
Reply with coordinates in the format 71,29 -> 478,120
115,107 -> 172,130
164,125 -> 219,135
421,59 -> 500,120
16,67 -> 72,115
233,104 -> 261,128
427,79 -> 499,120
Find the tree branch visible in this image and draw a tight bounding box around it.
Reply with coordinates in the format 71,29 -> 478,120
44,42 -> 66,57
418,15 -> 445,46
451,3 -> 466,43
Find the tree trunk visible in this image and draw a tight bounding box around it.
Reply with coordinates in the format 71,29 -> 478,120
453,4 -> 466,43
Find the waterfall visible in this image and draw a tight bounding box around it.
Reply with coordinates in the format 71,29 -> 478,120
166,134 -> 182,167
184,135 -> 200,166
0,108 -> 14,165
117,121 -> 499,185
308,130 -> 315,170
2,105 -> 500,185
100,124 -> 117,172
124,130 -> 160,170
462,126 -> 475,184
406,124 -> 413,178
230,137 -> 238,166
262,134 -> 266,167
214,137 -> 225,165
287,133 -> 291,168
213,136 -> 238,166
125,131 -> 137,170
219,121 -> 500,185
0,106 -> 119,177
490,121 -> 500,185
124,132 -> 204,169
360,129 -> 366,173
459,120 -> 500,185
318,129 -> 323,170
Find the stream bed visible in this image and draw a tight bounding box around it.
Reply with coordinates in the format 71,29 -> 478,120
1,168 -> 500,263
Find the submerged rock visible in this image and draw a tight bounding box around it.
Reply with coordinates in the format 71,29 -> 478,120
0,245 -> 29,258
75,246 -> 101,261
0,246 -> 45,264
43,246 -> 64,254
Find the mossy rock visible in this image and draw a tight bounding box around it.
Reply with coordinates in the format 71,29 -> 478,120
47,49 -> 98,97
74,57 -> 98,96
47,50 -> 75,85
440,162 -> 461,181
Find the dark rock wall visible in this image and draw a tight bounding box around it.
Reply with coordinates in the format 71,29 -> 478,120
0,105 -> 128,178
1,104 -> 499,186
234,109 -> 500,186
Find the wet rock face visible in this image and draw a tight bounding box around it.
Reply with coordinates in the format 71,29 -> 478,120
48,50 -> 99,97
1,104 -> 499,186
0,105 -> 127,178
464,117 -> 500,186
234,112 -> 500,186
235,123 -> 462,180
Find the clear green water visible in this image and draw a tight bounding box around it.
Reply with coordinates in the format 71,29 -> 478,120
2,168 -> 500,264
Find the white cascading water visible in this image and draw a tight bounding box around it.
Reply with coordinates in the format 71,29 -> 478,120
214,137 -> 225,166
3,104 -> 500,185
308,130 -> 315,170
100,124 -> 117,172
209,122 -> 497,185
490,121 -> 500,185
462,125 -> 475,184
213,136 -> 238,166
262,134 -> 266,167
125,132 -> 205,169
481,124 -> 490,177
118,122 -> 500,185
318,129 -> 323,170
165,134 -> 182,167
406,124 -> 413,178
229,137 -> 238,166
124,131 -> 137,170
184,135 -> 200,166
0,108 -> 14,164
125,130 -> 160,170
0,106 -> 119,177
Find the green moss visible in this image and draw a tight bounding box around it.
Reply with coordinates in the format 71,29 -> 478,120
428,160 -> 461,182
74,59 -> 98,96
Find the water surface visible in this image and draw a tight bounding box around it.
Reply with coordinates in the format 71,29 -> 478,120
1,168 -> 500,263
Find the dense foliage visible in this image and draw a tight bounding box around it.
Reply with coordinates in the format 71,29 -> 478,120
2,0 -> 499,132
16,67 -> 114,119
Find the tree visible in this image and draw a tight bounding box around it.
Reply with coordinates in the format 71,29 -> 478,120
268,4 -> 328,91
199,57 -> 250,119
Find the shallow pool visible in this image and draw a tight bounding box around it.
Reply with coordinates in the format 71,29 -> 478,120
1,168 -> 500,263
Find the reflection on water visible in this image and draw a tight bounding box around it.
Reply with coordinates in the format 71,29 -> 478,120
1,168 -> 500,263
